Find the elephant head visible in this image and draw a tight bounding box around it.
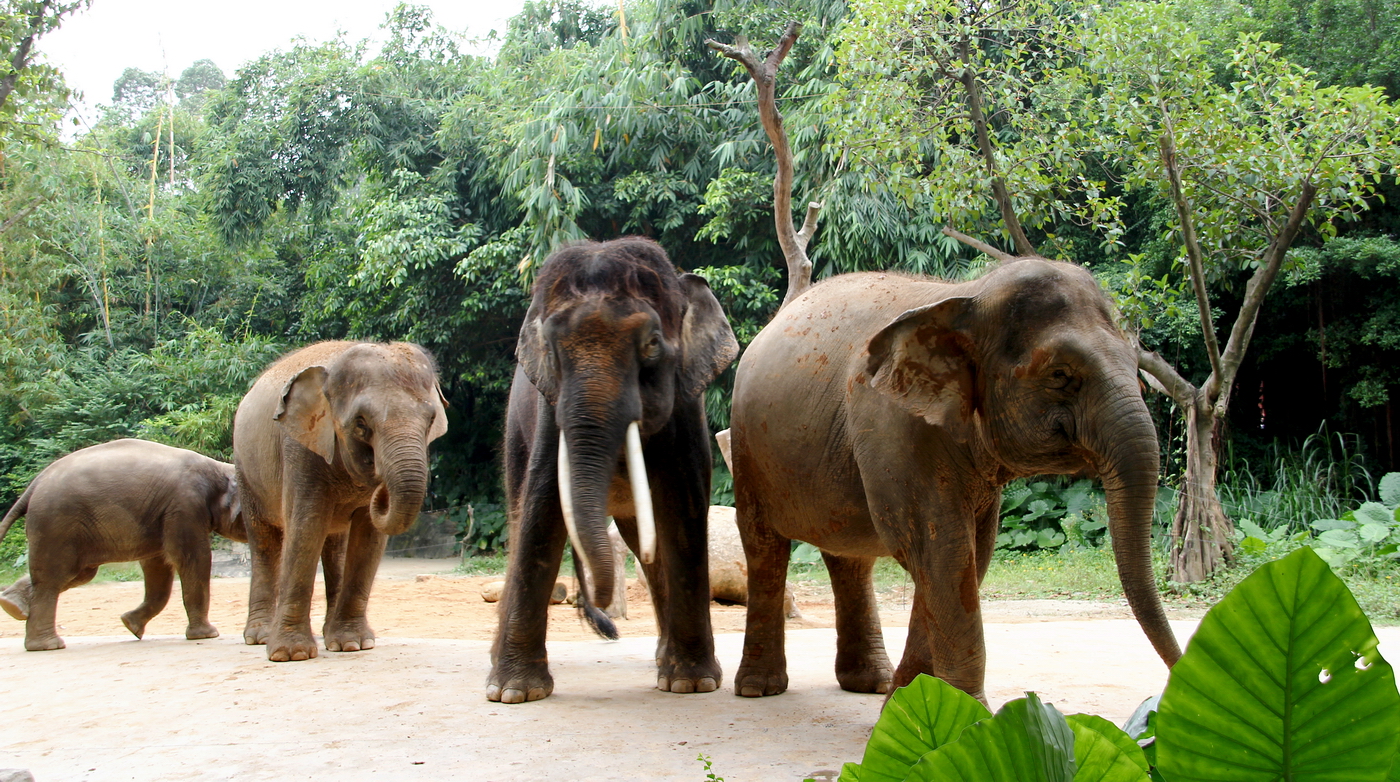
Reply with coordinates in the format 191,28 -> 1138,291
210,462 -> 246,543
518,237 -> 738,610
865,258 -> 1181,667
274,343 -> 449,537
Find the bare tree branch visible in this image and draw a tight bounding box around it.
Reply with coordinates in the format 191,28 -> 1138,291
954,35 -> 1037,257
0,197 -> 42,234
708,22 -> 820,310
941,226 -> 1016,262
1138,348 -> 1197,408
1159,133 -> 1224,388
1213,181 -> 1318,403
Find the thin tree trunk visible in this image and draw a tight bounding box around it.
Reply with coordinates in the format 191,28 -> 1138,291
0,1 -> 52,113
1170,395 -> 1234,582
707,22 -> 821,311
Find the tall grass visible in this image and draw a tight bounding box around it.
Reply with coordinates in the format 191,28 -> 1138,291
1156,424 -> 1374,535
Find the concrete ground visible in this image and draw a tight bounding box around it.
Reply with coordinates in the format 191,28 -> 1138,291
3,559 -> 1395,781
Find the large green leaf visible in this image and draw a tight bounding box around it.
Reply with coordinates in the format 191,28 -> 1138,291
1378,473 -> 1400,507
838,674 -> 991,782
1156,547 -> 1400,781
905,693 -> 1075,782
1067,714 -> 1151,782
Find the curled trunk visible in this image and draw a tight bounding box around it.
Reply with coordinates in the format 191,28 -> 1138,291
370,433 -> 430,537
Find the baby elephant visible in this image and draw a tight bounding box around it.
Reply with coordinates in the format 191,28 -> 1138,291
0,439 -> 244,651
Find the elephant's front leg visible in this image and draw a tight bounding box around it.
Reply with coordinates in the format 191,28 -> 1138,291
488,482 -> 568,703
324,508 -> 385,652
266,499 -> 330,662
649,431 -> 721,694
0,575 -> 32,620
242,514 -> 283,645
896,545 -> 988,704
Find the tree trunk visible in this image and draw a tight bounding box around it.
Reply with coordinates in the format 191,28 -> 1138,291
1169,394 -> 1234,583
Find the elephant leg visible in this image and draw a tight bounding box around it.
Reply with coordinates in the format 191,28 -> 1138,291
823,552 -> 893,694
321,531 -> 348,614
1,574 -> 33,620
324,508 -> 385,652
242,514 -> 283,646
171,535 -> 218,640
894,545 -> 987,704
488,469 -> 568,703
614,516 -> 668,665
265,500 -> 329,662
121,556 -> 174,640
647,418 -> 721,695
733,497 -> 793,697
23,574 -> 65,651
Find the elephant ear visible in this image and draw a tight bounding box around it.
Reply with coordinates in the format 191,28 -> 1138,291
677,273 -> 740,399
516,300 -> 560,405
428,384 -> 449,443
274,365 -> 337,464
864,296 -> 979,441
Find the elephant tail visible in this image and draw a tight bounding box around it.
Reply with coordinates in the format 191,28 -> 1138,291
572,549 -> 619,641
0,481 -> 34,544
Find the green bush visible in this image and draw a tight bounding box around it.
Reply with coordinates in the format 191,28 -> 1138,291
998,478 -> 1108,552
836,547 -> 1400,781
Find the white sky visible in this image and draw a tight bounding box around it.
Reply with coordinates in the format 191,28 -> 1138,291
36,0 -> 532,125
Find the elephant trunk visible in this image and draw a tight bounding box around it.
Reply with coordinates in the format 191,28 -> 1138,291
1090,388 -> 1183,668
369,429 -> 431,537
557,421 -> 624,610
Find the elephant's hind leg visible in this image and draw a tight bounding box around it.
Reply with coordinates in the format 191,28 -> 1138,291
824,552 -> 893,694
733,501 -> 792,698
242,514 -> 283,646
122,556 -> 174,639
323,509 -> 385,653
1,575 -> 34,620
22,576 -> 67,651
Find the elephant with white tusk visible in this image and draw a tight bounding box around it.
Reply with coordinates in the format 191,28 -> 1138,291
488,237 -> 739,704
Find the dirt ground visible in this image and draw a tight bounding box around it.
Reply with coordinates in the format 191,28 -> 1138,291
3,558 -> 1375,781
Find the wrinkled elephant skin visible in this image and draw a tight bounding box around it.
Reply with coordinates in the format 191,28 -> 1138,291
730,260 -> 1182,703
0,439 -> 244,651
490,237 -> 739,703
233,341 -> 447,662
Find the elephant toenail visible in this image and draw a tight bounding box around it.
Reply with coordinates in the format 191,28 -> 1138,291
501,688 -> 525,704
697,677 -> 718,693
671,679 -> 696,694
485,685 -> 502,702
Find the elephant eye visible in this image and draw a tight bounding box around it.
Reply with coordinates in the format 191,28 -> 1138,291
1047,367 -> 1074,390
354,418 -> 372,439
640,333 -> 663,364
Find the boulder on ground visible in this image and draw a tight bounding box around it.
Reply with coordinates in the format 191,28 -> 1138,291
480,580 -> 568,604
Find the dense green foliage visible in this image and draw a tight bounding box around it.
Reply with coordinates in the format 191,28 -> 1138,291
2,0 -> 1399,559
837,547 -> 1400,781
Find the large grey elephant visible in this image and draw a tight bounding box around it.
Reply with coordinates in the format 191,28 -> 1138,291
729,259 -> 1182,703
489,237 -> 739,703
0,439 -> 243,650
233,341 -> 447,662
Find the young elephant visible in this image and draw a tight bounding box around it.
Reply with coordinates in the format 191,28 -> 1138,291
233,341 -> 447,662
0,439 -> 244,651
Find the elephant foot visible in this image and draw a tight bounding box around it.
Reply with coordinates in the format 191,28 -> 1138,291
734,662 -> 788,698
657,655 -> 722,695
266,627 -> 319,662
120,611 -> 150,640
24,632 -> 65,651
0,592 -> 27,621
243,617 -> 270,645
323,619 -> 375,653
837,666 -> 894,695
486,661 -> 554,704
185,622 -> 219,640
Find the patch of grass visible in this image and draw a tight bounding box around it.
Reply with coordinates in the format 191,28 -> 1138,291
981,547 -> 1126,600
454,551 -> 509,576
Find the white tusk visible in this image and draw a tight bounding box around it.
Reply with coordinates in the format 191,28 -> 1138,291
626,421 -> 657,565
557,432 -> 593,581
